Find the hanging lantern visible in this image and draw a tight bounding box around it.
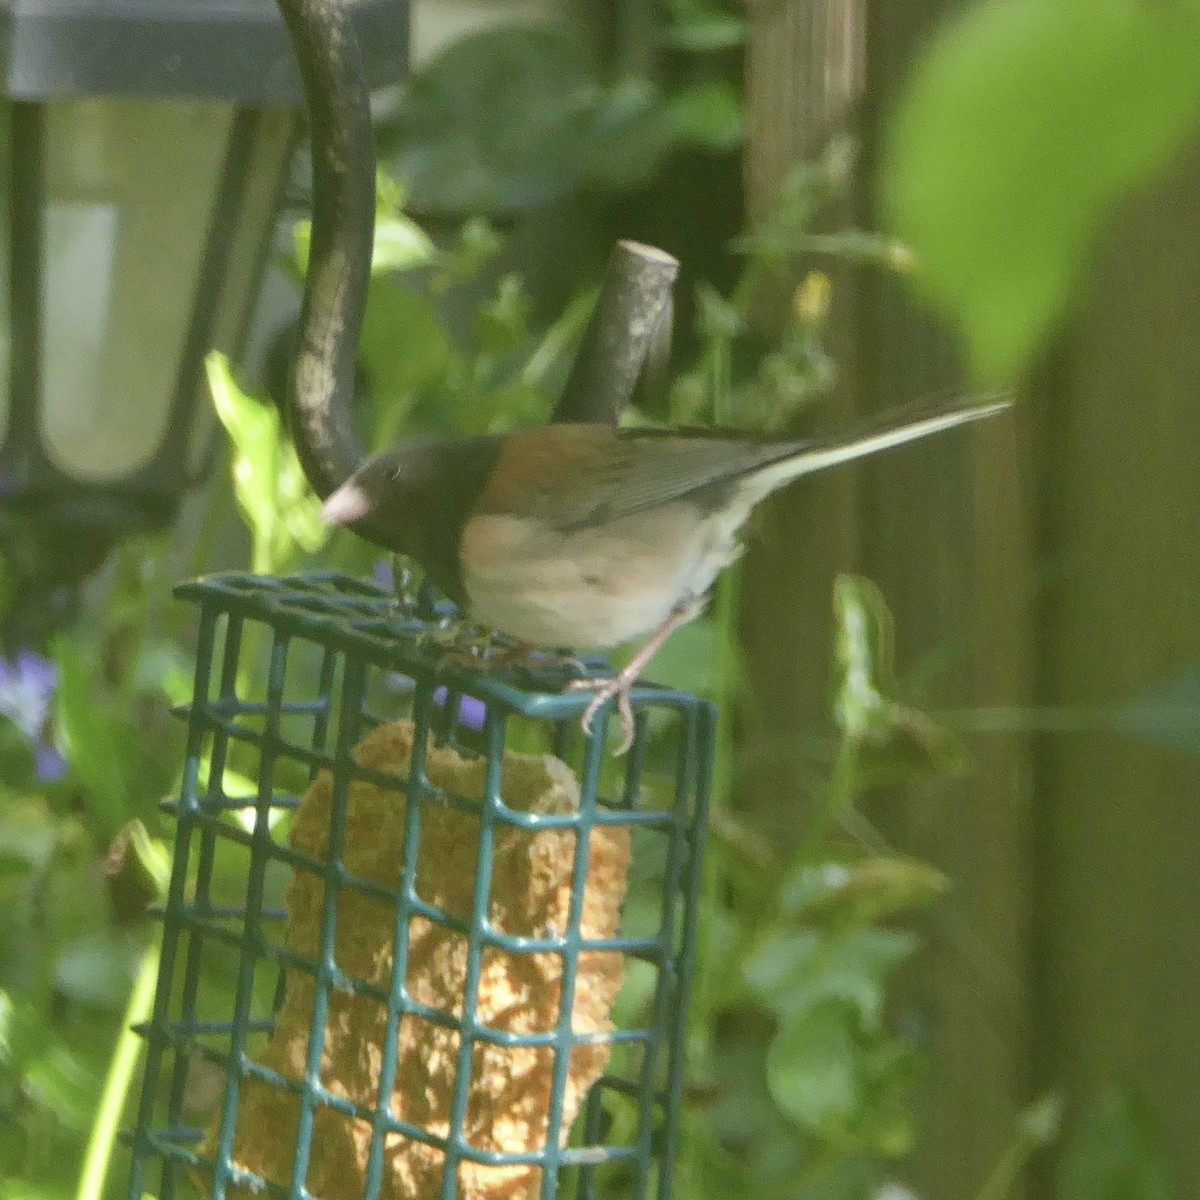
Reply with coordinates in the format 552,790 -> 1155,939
0,0 -> 407,633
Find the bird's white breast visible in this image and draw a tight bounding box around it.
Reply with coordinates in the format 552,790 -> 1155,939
459,501 -> 747,650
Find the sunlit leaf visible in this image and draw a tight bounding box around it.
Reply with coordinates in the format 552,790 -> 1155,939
129,637 -> 194,708
832,575 -> 895,744
1018,1093 -> 1063,1147
881,0 -> 1200,382
371,214 -> 436,273
779,857 -> 950,923
206,351 -> 326,574
0,987 -> 12,1061
293,211 -> 435,277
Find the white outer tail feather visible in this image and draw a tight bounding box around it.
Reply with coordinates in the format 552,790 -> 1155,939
741,395 -> 1011,507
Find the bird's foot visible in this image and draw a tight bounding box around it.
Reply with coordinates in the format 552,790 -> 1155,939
423,627 -> 577,676
417,621 -> 500,665
566,668 -> 640,755
561,597 -> 706,754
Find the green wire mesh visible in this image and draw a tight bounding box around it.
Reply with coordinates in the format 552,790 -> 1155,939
126,572 -> 715,1200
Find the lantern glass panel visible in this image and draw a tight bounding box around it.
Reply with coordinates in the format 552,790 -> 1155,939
186,106 -> 296,477
40,97 -> 234,482
0,103 -> 11,444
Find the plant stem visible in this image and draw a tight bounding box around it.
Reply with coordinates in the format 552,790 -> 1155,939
76,937 -> 161,1200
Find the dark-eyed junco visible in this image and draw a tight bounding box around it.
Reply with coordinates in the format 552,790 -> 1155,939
323,393 -> 1009,748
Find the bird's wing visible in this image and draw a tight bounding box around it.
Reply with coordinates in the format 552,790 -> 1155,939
547,429 -> 798,531
484,391 -> 1011,532
551,390 -> 1014,528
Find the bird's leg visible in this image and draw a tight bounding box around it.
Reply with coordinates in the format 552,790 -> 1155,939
566,597 -> 706,754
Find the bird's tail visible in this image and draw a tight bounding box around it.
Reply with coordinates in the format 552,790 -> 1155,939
748,390 -> 1013,499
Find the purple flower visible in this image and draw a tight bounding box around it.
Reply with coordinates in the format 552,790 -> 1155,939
433,687 -> 487,731
0,649 -> 67,782
372,558 -> 395,593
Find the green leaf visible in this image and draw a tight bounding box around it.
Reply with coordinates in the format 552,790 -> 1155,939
0,986 -> 12,1062
660,13 -> 746,53
0,715 -> 36,794
695,283 -> 742,341
392,27 -> 597,213
23,1041 -> 100,1130
371,214 -> 436,274
1057,1091 -> 1172,1200
436,218 -> 504,289
668,79 -> 744,152
54,930 -> 140,1010
779,857 -> 950,923
582,79 -> 676,190
731,143 -> 853,266
881,0 -> 1200,382
54,640 -> 139,836
832,574 -> 895,742
832,575 -> 970,782
206,351 -> 326,574
0,798 -> 56,876
360,281 -> 453,427
0,1182 -> 61,1200
473,274 -> 532,358
766,1002 -> 859,1135
0,992 -> 50,1076
128,637 -> 193,709
1017,1093 -> 1063,1147
744,926 -> 917,1028
293,213 -> 436,278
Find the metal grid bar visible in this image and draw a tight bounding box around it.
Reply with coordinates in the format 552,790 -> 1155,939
125,572 -> 716,1200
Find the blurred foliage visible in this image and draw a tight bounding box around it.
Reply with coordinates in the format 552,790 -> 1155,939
671,579 -> 961,1200
205,354 -> 327,576
2,1 -> 1196,1198
1056,1091 -> 1173,1200
881,0 -> 1200,383
388,19 -> 742,214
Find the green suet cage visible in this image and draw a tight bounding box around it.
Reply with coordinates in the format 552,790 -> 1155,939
125,571 -> 715,1200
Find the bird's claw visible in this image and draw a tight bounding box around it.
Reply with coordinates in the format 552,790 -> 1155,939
416,622 -> 500,663
566,672 -> 638,755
